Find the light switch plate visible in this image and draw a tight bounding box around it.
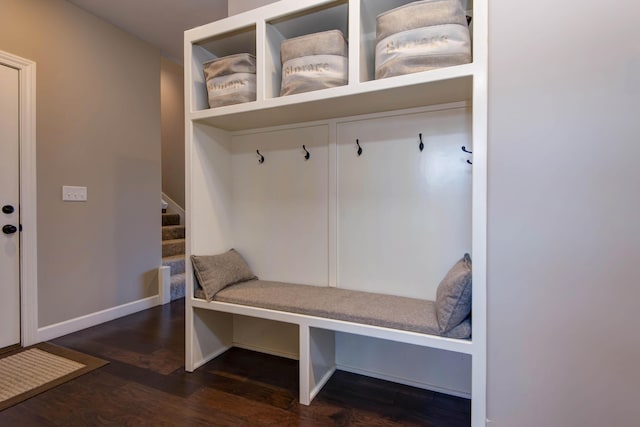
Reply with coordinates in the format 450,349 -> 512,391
62,186 -> 87,202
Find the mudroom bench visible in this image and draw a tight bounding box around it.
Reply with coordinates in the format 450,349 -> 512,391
185,0 -> 487,421
187,251 -> 473,405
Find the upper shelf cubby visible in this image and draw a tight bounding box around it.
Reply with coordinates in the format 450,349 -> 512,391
185,0 -> 479,130
265,1 -> 349,100
189,25 -> 257,112
358,0 -> 473,83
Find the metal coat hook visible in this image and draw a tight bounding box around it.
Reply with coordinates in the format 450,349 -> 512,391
461,146 -> 472,165
256,149 -> 265,164
419,133 -> 424,152
356,139 -> 363,157
303,145 -> 310,161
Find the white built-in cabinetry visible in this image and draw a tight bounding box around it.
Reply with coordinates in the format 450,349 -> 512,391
185,0 -> 486,425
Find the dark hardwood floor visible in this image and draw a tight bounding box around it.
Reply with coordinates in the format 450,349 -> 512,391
0,300 -> 470,426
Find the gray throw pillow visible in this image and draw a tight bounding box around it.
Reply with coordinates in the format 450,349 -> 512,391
191,249 -> 257,301
435,254 -> 472,333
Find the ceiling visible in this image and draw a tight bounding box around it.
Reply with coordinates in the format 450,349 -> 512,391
66,0 -> 229,63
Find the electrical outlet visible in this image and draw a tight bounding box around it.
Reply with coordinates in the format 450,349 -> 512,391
62,186 -> 88,202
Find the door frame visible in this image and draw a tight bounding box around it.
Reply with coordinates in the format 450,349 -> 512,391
0,50 -> 37,346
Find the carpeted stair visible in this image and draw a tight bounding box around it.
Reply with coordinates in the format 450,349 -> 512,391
162,213 -> 185,300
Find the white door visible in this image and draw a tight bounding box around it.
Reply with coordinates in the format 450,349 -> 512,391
0,63 -> 21,348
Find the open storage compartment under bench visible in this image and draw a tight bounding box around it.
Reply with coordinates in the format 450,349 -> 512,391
191,300 -> 473,405
185,0 -> 487,425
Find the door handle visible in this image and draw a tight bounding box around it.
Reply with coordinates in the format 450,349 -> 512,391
2,224 -> 17,235
2,205 -> 14,214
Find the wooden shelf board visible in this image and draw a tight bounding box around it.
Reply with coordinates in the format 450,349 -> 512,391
192,67 -> 473,131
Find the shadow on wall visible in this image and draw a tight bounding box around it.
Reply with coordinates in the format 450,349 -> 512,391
114,156 -> 161,301
161,57 -> 186,209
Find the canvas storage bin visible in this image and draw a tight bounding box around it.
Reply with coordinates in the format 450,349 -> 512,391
203,53 -> 256,108
375,0 -> 471,79
280,30 -> 348,96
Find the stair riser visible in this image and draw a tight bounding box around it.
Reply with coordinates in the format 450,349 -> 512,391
171,284 -> 186,300
162,226 -> 185,241
170,274 -> 186,301
162,240 -> 186,257
163,258 -> 185,275
162,213 -> 180,226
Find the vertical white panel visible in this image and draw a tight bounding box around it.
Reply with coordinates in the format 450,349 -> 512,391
299,325 -> 311,405
470,0 -> 488,424
308,327 -> 336,400
190,123 -> 234,255
264,24 -> 286,99
337,107 -> 471,299
190,46 -> 216,112
231,125 -> 329,285
348,0 -> 362,84
358,0 -> 380,82
186,123 -> 233,371
327,121 -> 338,287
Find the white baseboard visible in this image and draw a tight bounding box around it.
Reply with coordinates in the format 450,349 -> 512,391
162,192 -> 185,225
336,363 -> 471,399
37,295 -> 161,342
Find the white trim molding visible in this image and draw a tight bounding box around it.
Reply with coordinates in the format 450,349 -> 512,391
0,50 -> 38,347
37,295 -> 161,342
159,265 -> 172,305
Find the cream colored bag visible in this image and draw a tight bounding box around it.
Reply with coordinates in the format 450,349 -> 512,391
203,53 -> 256,108
280,30 -> 348,96
375,0 -> 471,79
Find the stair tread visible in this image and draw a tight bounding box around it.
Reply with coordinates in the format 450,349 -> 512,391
162,238 -> 185,245
162,254 -> 185,262
161,224 -> 185,230
162,254 -> 185,275
171,272 -> 185,283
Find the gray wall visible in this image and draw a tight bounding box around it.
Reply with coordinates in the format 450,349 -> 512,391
487,0 -> 640,425
161,57 -> 185,208
228,0 -> 278,16
0,0 -> 161,326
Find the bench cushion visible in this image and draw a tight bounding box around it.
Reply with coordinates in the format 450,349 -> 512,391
191,249 -> 257,301
436,253 -> 473,333
208,280 -> 470,339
